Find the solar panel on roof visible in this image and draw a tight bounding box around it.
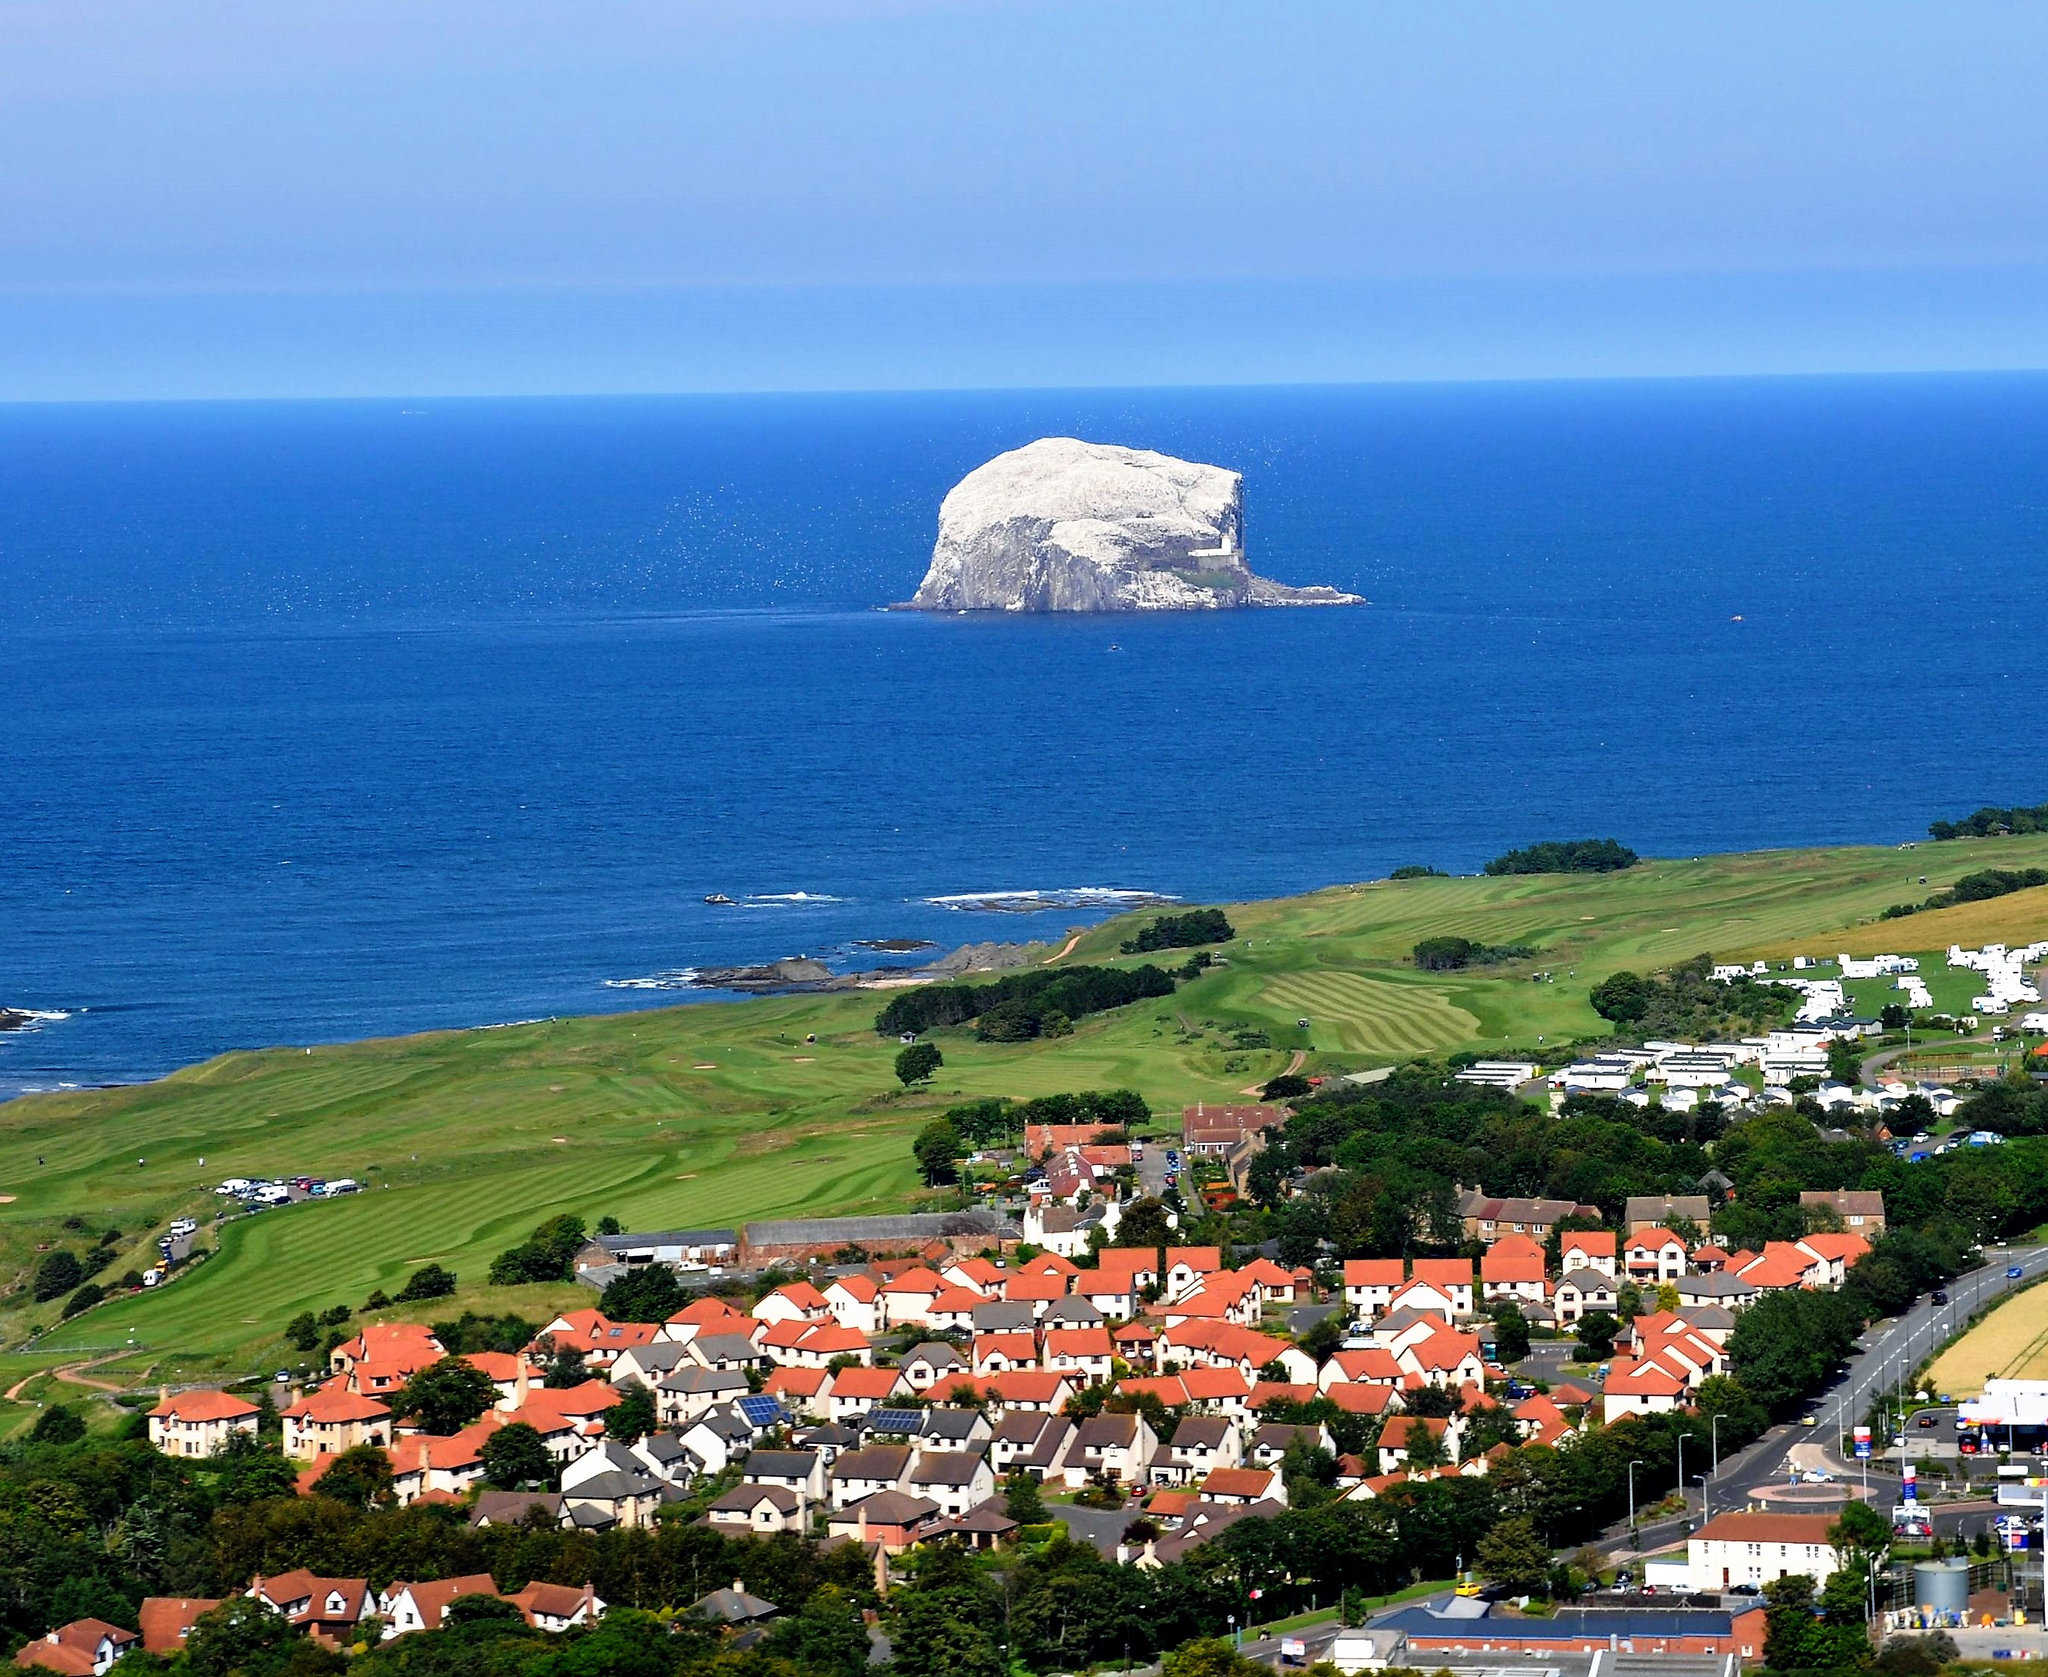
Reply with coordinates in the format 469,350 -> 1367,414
736,1395 -> 788,1427
865,1409 -> 925,1432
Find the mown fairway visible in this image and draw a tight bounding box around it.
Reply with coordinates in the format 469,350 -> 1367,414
4,831 -> 2046,1386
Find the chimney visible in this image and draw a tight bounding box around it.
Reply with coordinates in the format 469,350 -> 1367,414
514,1361 -> 530,1407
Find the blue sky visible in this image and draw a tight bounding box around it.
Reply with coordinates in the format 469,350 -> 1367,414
5,0 -> 2048,396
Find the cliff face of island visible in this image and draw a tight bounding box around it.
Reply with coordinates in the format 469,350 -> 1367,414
907,437 -> 1362,613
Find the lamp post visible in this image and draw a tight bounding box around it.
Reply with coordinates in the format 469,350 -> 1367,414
1711,1413 -> 1727,1484
1677,1435 -> 1690,1520
1628,1459 -> 1646,1550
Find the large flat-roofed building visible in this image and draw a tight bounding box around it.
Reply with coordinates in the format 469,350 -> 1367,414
741,1210 -> 1015,1265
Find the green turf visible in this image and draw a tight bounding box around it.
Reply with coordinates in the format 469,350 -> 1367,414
4,832 -> 2046,1384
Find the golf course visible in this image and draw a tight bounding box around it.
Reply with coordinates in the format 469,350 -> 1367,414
4,831 -> 2047,1411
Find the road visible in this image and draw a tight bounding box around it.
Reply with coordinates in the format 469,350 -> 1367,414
1597,1242 -> 2048,1554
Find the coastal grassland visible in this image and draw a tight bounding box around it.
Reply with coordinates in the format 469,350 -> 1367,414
1925,1284 -> 2048,1397
5,832 -> 2048,1384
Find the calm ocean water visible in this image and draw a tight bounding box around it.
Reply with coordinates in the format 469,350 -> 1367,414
4,376 -> 2047,1094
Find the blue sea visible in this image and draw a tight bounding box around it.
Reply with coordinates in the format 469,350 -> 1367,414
5,375 -> 2048,1095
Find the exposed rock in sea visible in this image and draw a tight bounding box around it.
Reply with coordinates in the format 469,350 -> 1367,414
908,437 -> 1362,613
0,1009 -> 27,1033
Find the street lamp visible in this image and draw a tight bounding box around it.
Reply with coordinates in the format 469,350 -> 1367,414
1711,1413 -> 1728,1484
1694,1473 -> 1709,1525
1677,1435 -> 1689,1516
1628,1459 -> 1647,1550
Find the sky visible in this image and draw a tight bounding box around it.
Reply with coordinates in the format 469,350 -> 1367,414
5,0 -> 2048,397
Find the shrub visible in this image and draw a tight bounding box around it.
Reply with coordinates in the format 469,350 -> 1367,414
1120,908 -> 1234,954
32,1250 -> 83,1302
392,1263 -> 457,1303
1484,838 -> 1638,876
61,1283 -> 105,1318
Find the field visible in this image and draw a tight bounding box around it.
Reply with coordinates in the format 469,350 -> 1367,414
1926,1285 -> 2048,1397
4,830 -> 2047,1394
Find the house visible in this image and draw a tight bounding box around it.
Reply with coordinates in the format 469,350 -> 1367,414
379,1575 -> 504,1637
1163,1247 -> 1225,1300
677,1405 -> 756,1476
708,1484 -> 806,1533
1795,1231 -> 1871,1289
1456,1190 -> 1597,1242
1799,1189 -> 1885,1234
1480,1235 -> 1548,1304
1043,1294 -> 1107,1329
329,1321 -> 444,1380
918,1407 -> 993,1452
251,1572 -> 372,1645
824,1365 -> 906,1421
898,1342 -> 969,1394
981,1370 -> 1076,1414
387,1431 -> 485,1505
1235,1257 -> 1306,1303
829,1445 -> 912,1508
1065,1412 -> 1158,1487
1343,1259 -> 1404,1316
823,1276 -> 885,1336
535,1310 -> 662,1375
1674,1272 -> 1758,1311
561,1468 -> 667,1531
1004,1271 -> 1072,1315
827,1491 -> 941,1555
138,1600 -> 221,1658
1201,1466 -> 1286,1506
281,1387 -> 393,1460
1041,1327 -> 1116,1387
688,1332 -> 771,1375
752,1281 -> 832,1326
1551,1270 -> 1619,1324
12,1621 -> 138,1676
1076,1270 -> 1139,1320
1181,1103 -> 1284,1156
990,1411 -> 1075,1480
1396,1322 -> 1486,1389
1623,1230 -> 1690,1283
1624,1195 -> 1712,1236
461,1350 -> 546,1406
1377,1415 -> 1458,1475
1317,1347 -> 1404,1391
659,1296 -> 749,1342
904,1449 -> 997,1516
657,1366 -> 750,1426
1602,1358 -> 1689,1423
972,1332 -> 1038,1376
507,1582 -> 604,1633
880,1268 -> 948,1328
1687,1511 -> 1840,1592
762,1366 -> 829,1421
1559,1230 -> 1618,1277
1410,1258 -> 1475,1317
689,1581 -> 782,1630
926,1286 -> 988,1335
1383,1278 -> 1458,1323
1248,1421 -> 1334,1468
471,1489 -> 566,1531
777,1322 -> 873,1370
1157,1416 -> 1243,1485
148,1389 -> 260,1457
1738,1242 -> 1832,1293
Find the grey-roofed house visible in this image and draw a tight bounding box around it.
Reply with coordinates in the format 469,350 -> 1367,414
657,1366 -> 750,1426
1675,1273 -> 1758,1309
826,1490 -> 941,1554
972,1300 -> 1035,1334
630,1431 -> 695,1485
829,1445 -> 912,1508
929,1499 -> 1019,1550
691,1583 -> 780,1627
560,1469 -> 667,1531
1066,1413 -> 1156,1488
860,1408 -> 927,1444
918,1407 -> 993,1452
904,1449 -> 997,1517
470,1490 -> 564,1529
1158,1416 -> 1239,1486
898,1343 -> 967,1392
1248,1422 -> 1332,1467
688,1333 -> 770,1374
794,1421 -> 859,1467
611,1341 -> 697,1390
990,1412 -> 1073,1480
678,1404 -> 756,1476
1624,1194 -> 1712,1235
707,1483 -> 804,1533
1040,1296 -> 1106,1328
743,1449 -> 826,1504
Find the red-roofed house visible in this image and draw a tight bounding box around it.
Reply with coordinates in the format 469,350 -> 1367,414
138,1600 -> 221,1657
1409,1259 -> 1474,1316
1480,1236 -> 1548,1304
1042,1327 -> 1115,1386
1342,1259 -> 1405,1315
981,1369 -> 1077,1413
1602,1357 -> 1689,1423
1624,1230 -> 1690,1283
148,1389 -> 260,1457
13,1620 -> 137,1675
378,1575 -> 504,1637
752,1281 -> 831,1325
1560,1229 -> 1618,1277
825,1365 -> 907,1421
1202,1465 -> 1285,1506
881,1268 -> 947,1328
1378,1415 -> 1459,1475
1077,1270 -> 1139,1319
283,1386 -> 395,1460
972,1332 -> 1039,1376
824,1275 -> 884,1336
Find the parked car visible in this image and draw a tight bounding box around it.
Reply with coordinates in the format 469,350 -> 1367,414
1918,1413 -> 1939,1428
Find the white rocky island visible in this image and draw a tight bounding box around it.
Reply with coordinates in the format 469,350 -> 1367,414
906,437 -> 1362,612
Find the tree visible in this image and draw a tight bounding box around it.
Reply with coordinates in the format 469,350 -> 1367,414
896,1042 -> 944,1087
444,1594 -> 525,1627
608,1384 -> 656,1444
885,1589 -> 1007,1677
543,1344 -> 589,1387
764,1587 -> 873,1677
393,1355 -> 498,1434
1831,1499 -> 1892,1574
29,1403 -> 86,1445
913,1119 -> 963,1185
33,1249 -> 83,1302
392,1262 -> 457,1303
182,1598 -> 308,1677
1161,1639 -> 1268,1677
1476,1515 -> 1552,1595
479,1421 -> 555,1490
212,1432 -> 302,1504
1400,1420 -> 1450,1470
1589,972 -> 1653,1024
488,1213 -> 587,1286
1490,1303 -> 1531,1365
1114,1198 -> 1174,1249
310,1444 -> 394,1508
594,1214 -> 623,1236
1004,1469 -> 1047,1523
1574,1310 -> 1619,1361
600,1263 -> 686,1323
1261,1074 -> 1313,1100
1827,1036 -> 1865,1086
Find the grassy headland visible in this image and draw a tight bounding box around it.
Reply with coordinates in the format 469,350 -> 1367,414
3,831 -> 2046,1395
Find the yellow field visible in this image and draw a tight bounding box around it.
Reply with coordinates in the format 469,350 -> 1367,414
1739,881 -> 2048,959
1926,1286 -> 2048,1397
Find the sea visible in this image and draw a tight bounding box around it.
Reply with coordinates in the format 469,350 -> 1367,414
5,374 -> 2048,1096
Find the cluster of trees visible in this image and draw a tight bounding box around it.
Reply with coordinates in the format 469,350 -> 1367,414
1482,839 -> 1638,876
874,965 -> 1176,1041
1120,909 -> 1234,955
1929,800 -> 2048,839
1883,865 -> 2048,919
488,1215 -> 590,1286
1588,956 -> 1794,1038
1410,937 -> 1537,972
1389,865 -> 1447,880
